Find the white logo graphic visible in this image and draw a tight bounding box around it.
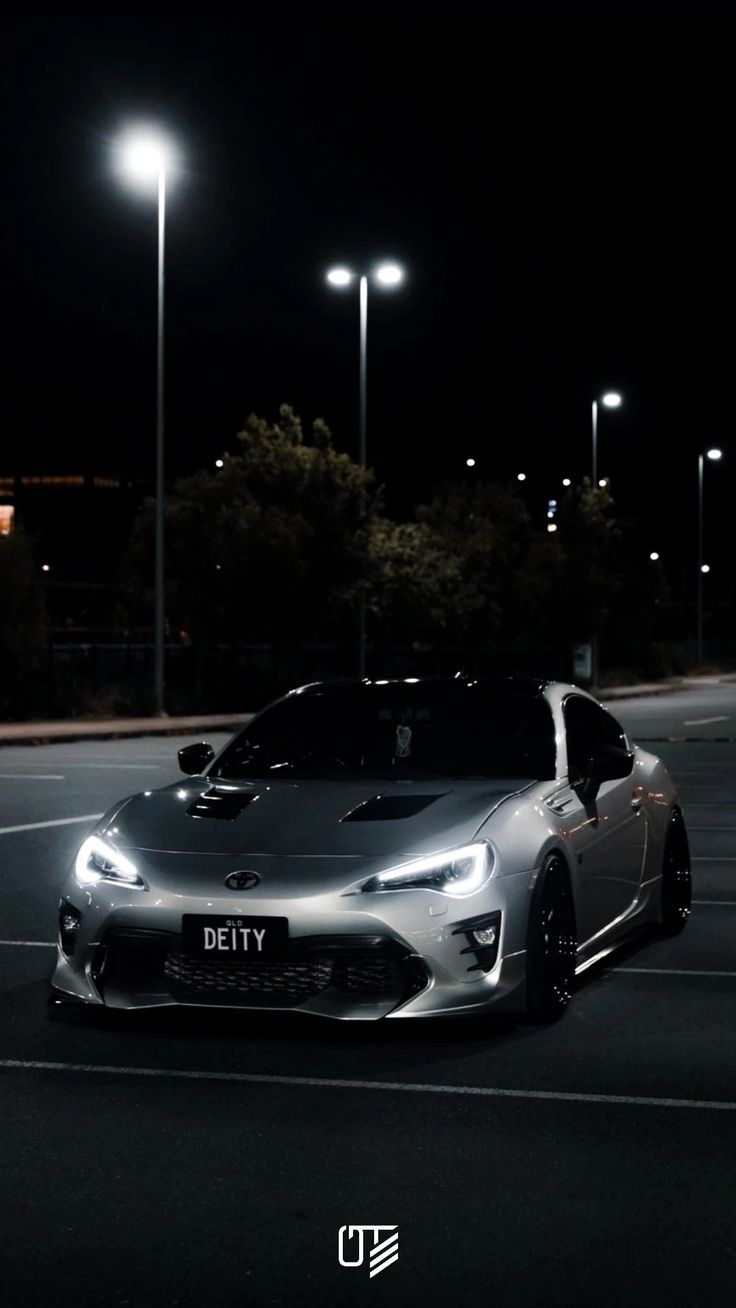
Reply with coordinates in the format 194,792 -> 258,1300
338,1225 -> 399,1277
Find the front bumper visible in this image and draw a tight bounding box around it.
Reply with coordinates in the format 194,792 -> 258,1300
51,867 -> 531,1020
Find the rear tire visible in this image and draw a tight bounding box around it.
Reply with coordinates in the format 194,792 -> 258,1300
525,855 -> 577,1022
660,808 -> 691,934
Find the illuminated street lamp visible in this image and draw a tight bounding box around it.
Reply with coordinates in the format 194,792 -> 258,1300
649,551 -> 660,562
326,261 -> 405,677
466,458 -> 476,468
697,448 -> 722,664
592,390 -> 622,486
114,126 -> 178,715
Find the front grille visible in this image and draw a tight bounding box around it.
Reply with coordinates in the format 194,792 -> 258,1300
164,952 -> 333,1003
333,954 -> 405,994
94,929 -> 428,1011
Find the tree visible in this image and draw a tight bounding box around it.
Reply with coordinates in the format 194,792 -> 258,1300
365,517 -> 466,647
124,405 -> 377,652
414,480 -> 561,649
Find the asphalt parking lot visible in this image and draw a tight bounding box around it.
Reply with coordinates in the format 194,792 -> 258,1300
1,685 -> 735,1307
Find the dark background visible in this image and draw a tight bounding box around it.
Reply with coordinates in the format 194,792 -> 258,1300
2,17 -> 733,577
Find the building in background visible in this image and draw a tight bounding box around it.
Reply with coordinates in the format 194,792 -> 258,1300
0,472 -> 145,634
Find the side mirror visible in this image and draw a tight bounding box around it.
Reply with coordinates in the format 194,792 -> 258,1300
579,745 -> 634,798
178,741 -> 215,775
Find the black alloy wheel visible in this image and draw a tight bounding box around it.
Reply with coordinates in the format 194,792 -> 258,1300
660,808 -> 692,935
525,855 -> 577,1022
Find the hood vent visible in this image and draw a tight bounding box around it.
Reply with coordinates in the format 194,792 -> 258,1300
341,794 -> 444,823
186,789 -> 257,821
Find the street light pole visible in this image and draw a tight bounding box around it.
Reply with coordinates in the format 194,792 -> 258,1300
591,399 -> 598,487
359,275 -> 367,468
697,453 -> 704,667
115,127 -> 177,716
588,391 -> 622,690
697,447 -> 723,666
154,166 -> 166,715
326,262 -> 403,681
358,275 -> 368,679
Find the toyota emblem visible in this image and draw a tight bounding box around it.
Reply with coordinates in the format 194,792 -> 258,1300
224,870 -> 261,891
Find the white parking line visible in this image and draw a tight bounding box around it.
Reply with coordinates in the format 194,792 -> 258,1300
0,814 -> 102,836
0,774 -> 65,780
0,1059 -> 734,1112
42,764 -> 162,771
0,940 -> 55,948
615,967 -> 736,977
683,716 -> 730,725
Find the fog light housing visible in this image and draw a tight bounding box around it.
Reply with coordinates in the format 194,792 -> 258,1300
58,900 -> 81,958
452,910 -> 502,973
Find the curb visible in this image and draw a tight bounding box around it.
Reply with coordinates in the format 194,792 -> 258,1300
0,715 -> 254,747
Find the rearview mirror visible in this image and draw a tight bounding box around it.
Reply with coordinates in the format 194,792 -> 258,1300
178,741 -> 215,775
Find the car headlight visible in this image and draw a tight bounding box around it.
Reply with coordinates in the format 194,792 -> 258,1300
361,842 -> 492,896
74,835 -> 147,889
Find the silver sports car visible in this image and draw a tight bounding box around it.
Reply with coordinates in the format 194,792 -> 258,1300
51,676 -> 691,1023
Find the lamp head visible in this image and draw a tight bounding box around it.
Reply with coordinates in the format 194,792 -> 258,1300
374,263 -> 403,287
326,267 -> 353,287
115,126 -> 178,192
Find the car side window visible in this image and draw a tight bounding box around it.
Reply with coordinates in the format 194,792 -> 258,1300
564,697 -> 627,784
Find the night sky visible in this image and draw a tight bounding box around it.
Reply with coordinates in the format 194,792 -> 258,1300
3,18 -> 733,585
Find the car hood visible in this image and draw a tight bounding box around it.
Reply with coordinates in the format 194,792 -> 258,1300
104,776 -> 533,860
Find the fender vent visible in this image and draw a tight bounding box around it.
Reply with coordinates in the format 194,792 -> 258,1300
341,794 -> 443,822
186,789 -> 256,821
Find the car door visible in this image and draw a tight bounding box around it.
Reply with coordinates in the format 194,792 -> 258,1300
563,696 -> 647,947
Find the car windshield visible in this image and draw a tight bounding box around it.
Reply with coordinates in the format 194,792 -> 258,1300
213,684 -> 556,780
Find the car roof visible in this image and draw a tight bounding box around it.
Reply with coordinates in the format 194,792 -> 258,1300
289,675 -> 552,698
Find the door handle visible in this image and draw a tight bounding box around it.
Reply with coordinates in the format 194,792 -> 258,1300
631,785 -> 645,811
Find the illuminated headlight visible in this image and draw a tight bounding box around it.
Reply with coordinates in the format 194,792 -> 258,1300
361,843 -> 492,896
74,835 -> 147,889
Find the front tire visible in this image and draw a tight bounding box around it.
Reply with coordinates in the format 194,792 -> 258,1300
525,855 -> 577,1022
660,808 -> 691,934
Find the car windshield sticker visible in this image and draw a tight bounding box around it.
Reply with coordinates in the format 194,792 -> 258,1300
395,724 -> 412,758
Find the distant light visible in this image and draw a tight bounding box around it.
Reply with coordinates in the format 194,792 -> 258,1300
466,457 -> 476,468
547,523 -> 558,533
215,458 -> 224,468
375,263 -> 403,286
649,551 -> 660,561
326,267 -> 353,287
707,448 -> 723,461
598,478 -> 608,487
602,392 -> 622,408
562,477 -> 572,487
517,472 -> 526,482
701,564 -> 711,574
116,127 -> 178,191
41,563 -> 51,573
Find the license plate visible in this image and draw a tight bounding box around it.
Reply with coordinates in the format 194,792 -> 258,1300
182,915 -> 288,958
